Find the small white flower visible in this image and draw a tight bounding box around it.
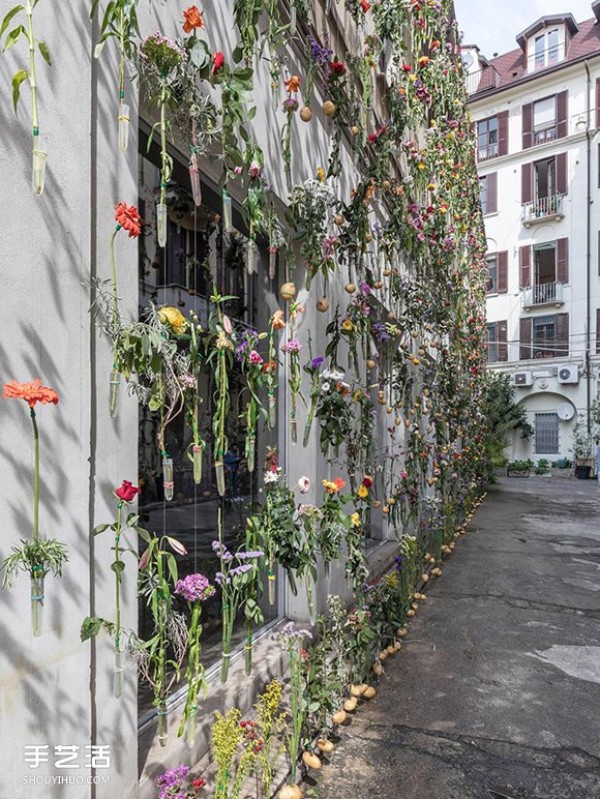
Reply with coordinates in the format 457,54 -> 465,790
321,382 -> 331,393
264,470 -> 279,484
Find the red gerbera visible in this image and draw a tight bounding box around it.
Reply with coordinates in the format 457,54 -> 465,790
115,202 -> 142,238
3,379 -> 59,409
329,60 -> 347,75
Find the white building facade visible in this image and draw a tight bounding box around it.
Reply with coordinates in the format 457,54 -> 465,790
464,3 -> 600,463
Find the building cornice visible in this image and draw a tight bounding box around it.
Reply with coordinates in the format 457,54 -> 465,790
476,128 -> 597,176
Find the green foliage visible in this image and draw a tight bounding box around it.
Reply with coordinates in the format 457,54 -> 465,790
2,537 -> 69,587
482,372 -> 533,472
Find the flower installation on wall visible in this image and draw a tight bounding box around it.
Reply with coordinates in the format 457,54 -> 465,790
3,0 -> 491,794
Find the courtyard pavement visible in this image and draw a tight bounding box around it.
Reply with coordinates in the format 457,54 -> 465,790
314,475 -> 600,799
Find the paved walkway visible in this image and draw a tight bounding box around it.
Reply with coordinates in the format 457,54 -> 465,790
315,476 -> 600,799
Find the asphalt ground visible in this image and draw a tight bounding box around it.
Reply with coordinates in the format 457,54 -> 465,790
313,475 -> 600,799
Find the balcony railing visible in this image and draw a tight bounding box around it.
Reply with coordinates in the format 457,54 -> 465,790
522,194 -> 564,226
522,281 -> 564,309
464,68 -> 499,95
533,125 -> 557,145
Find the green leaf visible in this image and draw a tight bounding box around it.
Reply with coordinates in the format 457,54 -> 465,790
3,24 -> 25,51
134,526 -> 152,543
93,39 -> 105,59
11,68 -> 27,112
0,6 -> 23,40
80,616 -> 102,642
37,40 -> 50,65
92,523 -> 111,535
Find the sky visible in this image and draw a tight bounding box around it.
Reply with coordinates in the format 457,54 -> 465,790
453,0 -> 596,59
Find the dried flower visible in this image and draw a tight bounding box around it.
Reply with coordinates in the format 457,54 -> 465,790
285,75 -> 301,93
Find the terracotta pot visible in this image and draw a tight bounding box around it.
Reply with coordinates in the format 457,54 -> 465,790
316,297 -> 330,312
323,100 -> 337,117
280,282 -> 296,302
302,751 -> 322,770
299,105 -> 313,122
278,785 -> 303,799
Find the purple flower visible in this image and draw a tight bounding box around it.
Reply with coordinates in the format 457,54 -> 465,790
372,322 -> 391,343
283,97 -> 299,113
154,764 -> 191,799
308,35 -> 333,66
236,550 -> 264,560
175,573 -> 216,603
311,355 -> 324,369
359,281 -> 371,296
281,338 -> 302,354
230,563 -> 254,577
212,540 -> 233,561
394,555 -> 404,573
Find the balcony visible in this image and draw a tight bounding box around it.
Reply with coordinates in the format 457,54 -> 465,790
464,68 -> 498,96
522,281 -> 564,309
522,194 -> 564,227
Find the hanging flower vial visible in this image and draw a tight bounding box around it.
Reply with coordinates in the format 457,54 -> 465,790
175,572 -> 215,746
139,31 -> 187,248
2,380 -> 68,636
109,202 -> 142,418
0,1 -> 51,193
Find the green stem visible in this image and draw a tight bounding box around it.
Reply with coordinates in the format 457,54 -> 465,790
25,0 -> 39,134
30,409 -> 39,542
115,502 -> 123,652
160,83 -> 168,205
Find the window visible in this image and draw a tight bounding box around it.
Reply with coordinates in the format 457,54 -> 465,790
533,28 -> 561,71
535,412 -> 559,454
478,117 -> 498,161
533,314 -> 557,357
479,172 -> 497,214
486,323 -> 498,362
486,320 -> 507,362
533,97 -> 557,144
480,176 -> 487,215
486,254 -> 497,293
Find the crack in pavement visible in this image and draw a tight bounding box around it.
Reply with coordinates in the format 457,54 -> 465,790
346,722 -> 600,774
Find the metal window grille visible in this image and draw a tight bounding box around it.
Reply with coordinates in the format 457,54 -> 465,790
535,413 -> 559,454
486,323 -> 498,362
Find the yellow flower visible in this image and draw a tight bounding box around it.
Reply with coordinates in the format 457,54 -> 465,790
357,484 -> 369,499
350,512 -> 361,527
341,318 -> 354,332
216,331 -> 234,350
352,389 -> 362,402
316,166 -> 325,182
158,306 -> 187,335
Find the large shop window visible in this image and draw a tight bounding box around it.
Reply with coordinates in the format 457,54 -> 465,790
137,151 -> 280,720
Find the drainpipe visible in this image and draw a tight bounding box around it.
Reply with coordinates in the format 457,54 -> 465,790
585,60 -> 592,433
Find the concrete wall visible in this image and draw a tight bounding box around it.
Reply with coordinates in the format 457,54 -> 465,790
0,3 -> 395,798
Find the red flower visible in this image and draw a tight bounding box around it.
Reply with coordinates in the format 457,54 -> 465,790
115,202 -> 142,238
362,475 -> 374,488
212,50 -> 225,74
192,777 -> 207,790
329,60 -> 347,75
3,379 -> 59,409
183,5 -> 204,33
360,0 -> 371,9
115,480 -> 141,503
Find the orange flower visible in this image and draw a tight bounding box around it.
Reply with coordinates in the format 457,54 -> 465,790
262,360 -> 277,374
271,309 -> 286,330
183,5 -> 204,32
3,379 -> 59,409
285,75 -> 301,93
115,202 -> 142,238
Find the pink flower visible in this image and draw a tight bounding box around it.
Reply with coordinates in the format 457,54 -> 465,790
249,350 -> 263,364
222,314 -> 232,333
248,161 -> 262,178
297,476 -> 310,494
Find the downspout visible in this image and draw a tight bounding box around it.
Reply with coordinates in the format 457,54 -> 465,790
585,60 -> 592,433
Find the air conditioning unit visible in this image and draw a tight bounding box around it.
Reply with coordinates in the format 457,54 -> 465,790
558,365 -> 579,384
513,371 -> 533,387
